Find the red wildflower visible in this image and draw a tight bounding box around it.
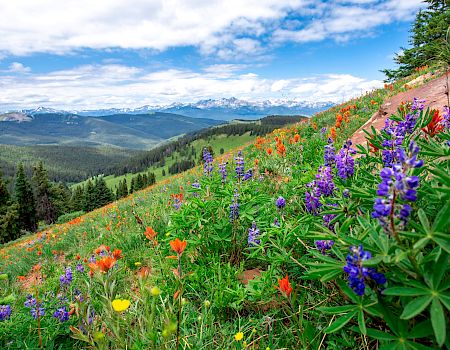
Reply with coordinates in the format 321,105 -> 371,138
112,249 -> 123,260
277,274 -> 293,297
90,256 -> 116,273
170,238 -> 187,256
144,227 -> 157,241
266,147 -> 273,155
423,110 -> 444,137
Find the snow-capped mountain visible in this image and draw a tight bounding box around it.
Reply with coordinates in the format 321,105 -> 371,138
11,98 -> 334,121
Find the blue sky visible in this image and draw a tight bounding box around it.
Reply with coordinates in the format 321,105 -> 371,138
0,0 -> 425,111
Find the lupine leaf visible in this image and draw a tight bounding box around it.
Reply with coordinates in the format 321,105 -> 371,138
430,298 -> 446,346
324,311 -> 357,333
383,287 -> 429,297
365,328 -> 398,340
358,310 -> 366,335
432,201 -> 450,233
319,305 -> 356,314
400,295 -> 433,319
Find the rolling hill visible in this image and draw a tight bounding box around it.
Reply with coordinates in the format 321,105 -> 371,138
0,112 -> 223,149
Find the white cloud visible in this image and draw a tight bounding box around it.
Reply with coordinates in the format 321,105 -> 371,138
7,62 -> 31,73
0,0 -> 425,57
0,63 -> 382,110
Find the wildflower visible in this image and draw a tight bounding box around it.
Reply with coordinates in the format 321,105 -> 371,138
150,286 -> 161,296
273,217 -> 280,227
315,166 -> 335,197
343,188 -> 350,197
95,245 -> 110,255
277,275 -> 293,297
422,109 -> 444,136
112,249 -> 123,260
294,134 -> 300,142
343,245 -> 386,296
372,141 -> 422,233
242,169 -> 253,181
442,106 -> 450,130
322,205 -> 338,232
53,306 -> 69,322
305,181 -> 322,215
76,262 -> 85,273
145,226 -> 157,241
60,267 -> 73,287
170,238 -> 187,256
335,140 -> 356,180
229,190 -> 240,222
266,147 -> 273,155
276,196 -> 286,209
218,162 -> 227,183
202,148 -> 214,176
235,151 -> 245,180
0,305 -> 12,321
134,262 -> 142,267
112,299 -> 131,312
25,297 -> 45,320
248,222 -> 260,246
324,138 -> 335,167
204,300 -> 211,308
315,240 -> 334,254
235,332 -> 244,341
90,256 -> 116,273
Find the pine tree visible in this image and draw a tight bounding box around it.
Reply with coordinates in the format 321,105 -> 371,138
15,163 -> 37,231
32,161 -> 56,224
82,180 -> 95,212
70,185 -> 85,212
0,168 -> 10,208
121,179 -> 128,197
49,183 -> 71,218
382,0 -> 450,81
130,177 -> 136,193
93,177 -> 113,208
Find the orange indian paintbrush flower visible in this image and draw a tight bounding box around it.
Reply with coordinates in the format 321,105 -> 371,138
277,274 -> 293,297
90,256 -> 116,273
170,238 -> 187,255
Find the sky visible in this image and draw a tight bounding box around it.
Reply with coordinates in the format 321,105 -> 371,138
0,0 -> 426,111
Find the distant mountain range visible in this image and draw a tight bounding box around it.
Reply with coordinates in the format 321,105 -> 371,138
9,97 -> 333,120
0,112 -> 222,149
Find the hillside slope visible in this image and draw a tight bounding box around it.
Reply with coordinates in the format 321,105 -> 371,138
1,69 -> 449,349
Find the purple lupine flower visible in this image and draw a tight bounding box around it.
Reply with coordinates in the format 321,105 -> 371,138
315,166 -> 335,197
372,141 -> 423,233
315,240 -> 334,255
442,106 -> 450,130
74,288 -> 85,303
305,181 -> 322,215
0,305 -> 12,321
322,204 -> 338,232
173,198 -> 182,210
30,303 -> 45,320
89,255 -> 96,264
273,217 -> 280,227
218,162 -> 227,183
335,140 -> 356,180
248,222 -> 260,246
242,169 -> 253,181
229,190 -> 240,222
76,263 -> 84,273
60,267 -> 73,287
320,127 -> 327,136
343,245 -> 386,296
324,138 -> 336,167
192,180 -> 200,189
234,151 -> 245,181
276,196 -> 286,209
53,307 -> 69,322
343,188 -> 350,198
24,295 -> 37,308
202,148 -> 214,176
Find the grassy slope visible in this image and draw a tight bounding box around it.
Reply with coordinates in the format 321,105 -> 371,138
74,132 -> 255,190
0,67 -> 443,349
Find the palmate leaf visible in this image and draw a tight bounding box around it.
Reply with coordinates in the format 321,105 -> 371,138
400,295 -> 433,319
324,310 -> 357,333
382,287 -> 429,297
430,298 -> 446,346
432,201 -> 450,233
358,310 -> 367,335
319,304 -> 356,314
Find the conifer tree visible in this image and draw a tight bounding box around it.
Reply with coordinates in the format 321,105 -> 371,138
82,180 -> 95,212
93,177 -> 113,208
14,163 -> 37,231
121,179 -> 128,197
32,161 -> 56,224
70,185 -> 85,212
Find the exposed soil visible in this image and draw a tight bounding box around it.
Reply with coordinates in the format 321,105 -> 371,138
351,72 -> 449,147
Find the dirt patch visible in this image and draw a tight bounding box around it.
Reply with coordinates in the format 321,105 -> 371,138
238,268 -> 262,285
351,72 -> 449,147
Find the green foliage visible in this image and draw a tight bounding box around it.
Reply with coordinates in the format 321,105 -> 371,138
14,163 -> 37,232
382,0 -> 450,81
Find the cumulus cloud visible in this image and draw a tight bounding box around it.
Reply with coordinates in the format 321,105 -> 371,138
0,64 -> 382,110
6,62 -> 31,73
0,0 -> 425,58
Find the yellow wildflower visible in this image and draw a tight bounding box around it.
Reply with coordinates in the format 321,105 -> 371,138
235,332 -> 244,341
112,299 -> 131,312
150,286 -> 161,296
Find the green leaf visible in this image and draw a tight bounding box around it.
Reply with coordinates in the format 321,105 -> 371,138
432,252 -> 448,289
383,287 -> 429,297
439,293 -> 450,311
325,311 -> 357,333
337,279 -> 359,304
319,305 -> 356,314
417,209 -> 430,232
408,320 -> 434,339
400,295 -> 433,319
430,298 -> 446,346
432,236 -> 450,254
358,310 -> 366,335
366,328 -> 398,341
432,201 -> 450,233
